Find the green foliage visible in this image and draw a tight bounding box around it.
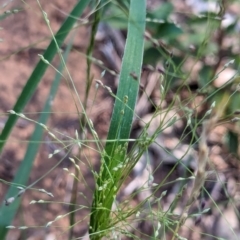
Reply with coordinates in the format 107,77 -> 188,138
89,0 -> 146,238
147,2 -> 173,21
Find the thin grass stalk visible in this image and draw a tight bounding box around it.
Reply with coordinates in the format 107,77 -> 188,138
0,39 -> 74,239
85,0 -> 103,108
171,114 -> 219,240
69,158 -> 80,240
68,3 -> 105,238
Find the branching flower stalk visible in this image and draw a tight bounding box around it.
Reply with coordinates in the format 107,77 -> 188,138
172,113 -> 219,239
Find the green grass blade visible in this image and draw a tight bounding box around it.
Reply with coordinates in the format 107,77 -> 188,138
106,9 -> 145,143
0,38 -> 74,239
86,1 -> 102,98
89,0 -> 146,238
0,0 -> 90,153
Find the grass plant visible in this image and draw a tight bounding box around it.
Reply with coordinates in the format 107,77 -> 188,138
0,0 -> 240,240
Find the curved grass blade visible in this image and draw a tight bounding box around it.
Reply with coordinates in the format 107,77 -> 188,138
0,36 -> 74,239
89,0 -> 146,238
0,0 -> 90,153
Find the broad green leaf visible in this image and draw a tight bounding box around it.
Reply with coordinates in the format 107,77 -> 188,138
89,0 -> 146,238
